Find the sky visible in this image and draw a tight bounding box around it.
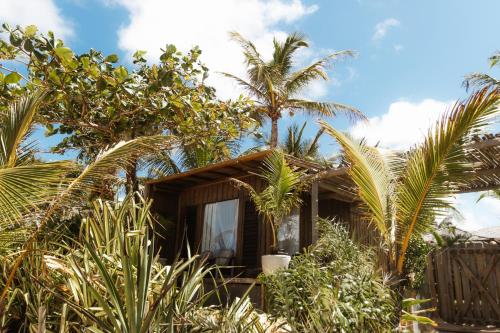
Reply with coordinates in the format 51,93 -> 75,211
1,0 -> 499,231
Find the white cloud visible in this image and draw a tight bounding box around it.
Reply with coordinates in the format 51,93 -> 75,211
372,18 -> 400,41
351,98 -> 454,150
0,0 -> 73,38
107,0 -> 318,98
453,193 -> 500,232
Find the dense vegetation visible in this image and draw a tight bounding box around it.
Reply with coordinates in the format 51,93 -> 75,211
261,219 -> 395,332
0,21 -> 498,332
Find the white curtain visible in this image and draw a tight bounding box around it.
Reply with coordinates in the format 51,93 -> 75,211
202,199 -> 239,256
278,208 -> 300,255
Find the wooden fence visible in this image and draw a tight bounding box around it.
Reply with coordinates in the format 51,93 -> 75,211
426,243 -> 500,326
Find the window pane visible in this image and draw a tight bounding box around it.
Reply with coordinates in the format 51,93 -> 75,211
202,199 -> 239,256
278,209 -> 300,255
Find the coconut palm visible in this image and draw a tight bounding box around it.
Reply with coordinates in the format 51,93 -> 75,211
282,121 -> 323,161
320,87 -> 499,286
232,150 -> 309,252
223,32 -> 365,148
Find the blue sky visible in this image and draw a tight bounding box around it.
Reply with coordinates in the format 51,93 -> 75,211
1,0 -> 499,231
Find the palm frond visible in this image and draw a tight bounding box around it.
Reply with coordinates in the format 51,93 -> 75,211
287,99 -> 365,121
0,91 -> 45,167
463,51 -> 499,91
476,189 -> 500,202
0,161 -> 72,227
320,120 -> 394,243
285,50 -> 354,95
219,72 -> 267,101
272,32 -> 308,76
396,87 -> 499,273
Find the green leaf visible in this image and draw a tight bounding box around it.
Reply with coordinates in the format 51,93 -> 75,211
25,25 -> 38,37
403,298 -> 432,308
54,47 -> 74,63
105,54 -> 119,63
4,72 -> 22,84
114,66 -> 128,82
402,312 -> 437,326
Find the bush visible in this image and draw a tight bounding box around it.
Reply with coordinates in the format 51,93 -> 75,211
260,219 -> 396,332
0,195 -> 269,332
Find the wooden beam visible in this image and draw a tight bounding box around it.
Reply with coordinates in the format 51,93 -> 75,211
318,181 -> 357,201
311,182 -> 319,243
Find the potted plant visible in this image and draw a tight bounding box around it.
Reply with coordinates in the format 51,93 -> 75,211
232,150 -> 308,274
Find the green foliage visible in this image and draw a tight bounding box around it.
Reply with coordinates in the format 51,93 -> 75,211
0,24 -> 255,170
232,150 -> 309,251
403,236 -> 433,290
261,219 -> 396,332
224,31 -> 363,147
1,194 -> 268,332
320,86 -> 499,278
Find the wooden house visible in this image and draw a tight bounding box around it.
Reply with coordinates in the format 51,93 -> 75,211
145,150 -> 372,278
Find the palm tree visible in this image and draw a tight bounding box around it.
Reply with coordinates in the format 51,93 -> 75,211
232,150 -> 308,252
144,137 -> 240,178
320,87 -> 499,290
0,92 -> 72,232
282,122 -> 323,161
223,32 -> 365,148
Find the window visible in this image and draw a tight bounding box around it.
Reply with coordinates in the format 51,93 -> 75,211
278,208 -> 300,255
202,199 -> 239,256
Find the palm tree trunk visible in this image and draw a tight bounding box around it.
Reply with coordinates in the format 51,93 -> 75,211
270,118 -> 279,148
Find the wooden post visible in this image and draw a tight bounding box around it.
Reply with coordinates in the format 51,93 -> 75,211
311,181 -> 319,243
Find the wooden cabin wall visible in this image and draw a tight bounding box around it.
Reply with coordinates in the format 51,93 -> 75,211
149,190 -> 179,261
175,175 -> 268,266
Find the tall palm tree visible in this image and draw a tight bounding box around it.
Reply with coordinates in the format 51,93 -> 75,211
223,32 -> 365,148
320,87 -> 499,287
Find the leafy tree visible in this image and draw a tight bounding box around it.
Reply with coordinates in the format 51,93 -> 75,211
320,87 -> 499,309
223,32 -> 364,148
0,24 -> 255,190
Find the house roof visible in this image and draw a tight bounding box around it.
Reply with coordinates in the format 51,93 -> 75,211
145,149 -> 338,193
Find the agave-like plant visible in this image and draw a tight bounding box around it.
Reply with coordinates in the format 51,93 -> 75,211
320,87 -> 499,287
223,32 -> 365,147
0,92 -> 178,308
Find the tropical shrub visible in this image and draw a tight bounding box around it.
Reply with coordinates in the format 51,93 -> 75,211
0,195 -> 269,332
261,219 -> 395,332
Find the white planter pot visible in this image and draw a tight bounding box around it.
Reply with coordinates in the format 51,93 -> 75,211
261,254 -> 291,274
